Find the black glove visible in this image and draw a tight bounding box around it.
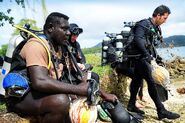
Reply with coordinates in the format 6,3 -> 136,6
142,54 -> 153,63
156,55 -> 164,66
156,55 -> 162,61
87,79 -> 99,105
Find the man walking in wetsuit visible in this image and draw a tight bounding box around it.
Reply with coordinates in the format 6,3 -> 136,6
127,5 -> 180,120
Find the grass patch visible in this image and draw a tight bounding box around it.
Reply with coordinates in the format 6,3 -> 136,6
0,104 -> 6,112
82,47 -> 101,54
85,53 -> 111,77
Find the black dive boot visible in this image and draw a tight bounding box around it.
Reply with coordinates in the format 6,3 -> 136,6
127,104 -> 145,115
158,109 -> 180,120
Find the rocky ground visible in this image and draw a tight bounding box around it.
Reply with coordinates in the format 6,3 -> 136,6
165,56 -> 185,82
140,80 -> 185,123
100,56 -> 185,123
0,57 -> 185,123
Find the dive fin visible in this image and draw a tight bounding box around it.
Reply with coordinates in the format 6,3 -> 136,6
155,83 -> 168,102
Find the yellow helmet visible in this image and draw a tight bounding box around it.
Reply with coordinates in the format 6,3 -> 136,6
69,98 -> 98,123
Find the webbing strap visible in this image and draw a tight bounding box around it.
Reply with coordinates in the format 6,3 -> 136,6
13,25 -> 51,69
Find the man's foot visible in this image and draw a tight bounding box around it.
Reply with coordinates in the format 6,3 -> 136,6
137,96 -> 147,102
127,104 -> 145,115
135,101 -> 145,108
158,109 -> 180,120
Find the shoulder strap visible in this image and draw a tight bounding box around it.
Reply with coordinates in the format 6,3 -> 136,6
10,39 -> 28,72
63,43 -> 84,80
135,18 -> 155,34
146,18 -> 162,36
13,25 -> 51,69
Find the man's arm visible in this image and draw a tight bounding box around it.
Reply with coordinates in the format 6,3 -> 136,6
28,65 -> 88,96
29,66 -> 117,102
76,42 -> 86,64
99,89 -> 118,102
134,21 -> 150,57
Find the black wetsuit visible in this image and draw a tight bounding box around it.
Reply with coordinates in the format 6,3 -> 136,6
68,41 -> 99,83
115,60 -> 144,98
70,41 -> 86,64
128,18 -> 165,112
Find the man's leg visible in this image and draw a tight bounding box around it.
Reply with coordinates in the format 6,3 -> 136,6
138,60 -> 180,120
138,60 -> 164,110
138,82 -> 143,100
115,62 -> 134,78
7,91 -> 71,123
127,61 -> 144,114
116,62 -> 146,107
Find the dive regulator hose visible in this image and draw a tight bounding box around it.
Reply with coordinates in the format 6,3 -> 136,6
12,24 -> 51,69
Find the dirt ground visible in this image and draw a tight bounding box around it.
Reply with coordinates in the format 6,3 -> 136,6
1,79 -> 184,123
0,57 -> 185,123
98,57 -> 185,123
139,80 -> 185,123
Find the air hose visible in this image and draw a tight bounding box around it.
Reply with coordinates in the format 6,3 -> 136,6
12,24 -> 51,69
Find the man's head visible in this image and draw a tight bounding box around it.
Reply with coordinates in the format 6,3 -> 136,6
152,5 -> 171,25
69,23 -> 83,43
43,12 -> 70,45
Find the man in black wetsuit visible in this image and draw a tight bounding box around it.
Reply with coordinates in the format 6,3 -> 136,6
115,62 -> 145,107
127,5 -> 180,120
68,23 -> 86,69
68,23 -> 99,82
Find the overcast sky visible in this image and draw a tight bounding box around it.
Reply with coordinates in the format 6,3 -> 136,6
0,0 -> 185,48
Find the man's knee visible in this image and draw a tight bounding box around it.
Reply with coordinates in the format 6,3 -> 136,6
53,94 -> 70,112
37,94 -> 71,123
41,94 -> 70,114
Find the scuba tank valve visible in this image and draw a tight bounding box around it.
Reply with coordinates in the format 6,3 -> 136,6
115,35 -> 123,63
102,36 -> 111,65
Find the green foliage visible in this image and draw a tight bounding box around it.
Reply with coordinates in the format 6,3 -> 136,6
0,104 -> 6,112
0,18 -> 41,56
0,44 -> 8,56
85,53 -> 101,66
0,0 -> 25,27
41,0 -> 48,20
0,10 -> 14,26
15,0 -> 25,7
82,47 -> 101,54
85,53 -> 111,77
83,47 -> 108,77
12,19 -> 42,35
0,0 -> 47,27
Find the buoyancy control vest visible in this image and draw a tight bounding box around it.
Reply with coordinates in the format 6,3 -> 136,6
2,25 -> 51,97
69,41 -> 86,64
128,18 -> 162,58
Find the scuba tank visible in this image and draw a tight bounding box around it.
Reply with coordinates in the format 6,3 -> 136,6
115,35 -> 123,62
0,36 -> 23,95
101,36 -> 111,65
0,24 -> 47,96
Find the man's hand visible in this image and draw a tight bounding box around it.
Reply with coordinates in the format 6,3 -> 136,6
143,54 -> 153,64
100,91 -> 118,103
77,82 -> 89,96
156,55 -> 164,65
77,63 -> 85,70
